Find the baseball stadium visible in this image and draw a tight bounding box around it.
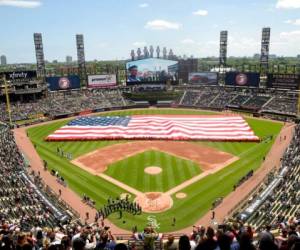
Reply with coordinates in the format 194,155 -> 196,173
1,1 -> 300,249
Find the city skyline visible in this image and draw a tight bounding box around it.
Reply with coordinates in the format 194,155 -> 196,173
0,0 -> 300,63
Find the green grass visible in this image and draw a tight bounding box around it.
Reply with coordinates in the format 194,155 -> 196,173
26,108 -> 283,232
105,150 -> 201,192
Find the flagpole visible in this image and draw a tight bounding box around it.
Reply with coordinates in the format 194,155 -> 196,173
2,75 -> 12,126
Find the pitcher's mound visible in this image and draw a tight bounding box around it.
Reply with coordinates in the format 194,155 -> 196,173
135,192 -> 173,213
144,166 -> 162,175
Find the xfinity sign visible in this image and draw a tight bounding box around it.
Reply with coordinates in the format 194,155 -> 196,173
5,71 -> 37,80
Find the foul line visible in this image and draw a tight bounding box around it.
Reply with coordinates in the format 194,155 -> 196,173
165,156 -> 239,195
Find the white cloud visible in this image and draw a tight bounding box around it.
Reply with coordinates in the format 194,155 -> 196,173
0,0 -> 41,8
145,19 -> 181,30
284,19 -> 300,25
269,30 -> 300,56
181,38 -> 196,44
280,30 -> 300,40
276,0 -> 300,9
192,9 -> 208,16
139,3 -> 148,8
133,41 -> 147,47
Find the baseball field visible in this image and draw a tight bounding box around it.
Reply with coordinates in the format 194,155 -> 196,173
26,108 -> 283,232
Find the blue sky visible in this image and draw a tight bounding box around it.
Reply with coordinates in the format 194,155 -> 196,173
0,0 -> 300,63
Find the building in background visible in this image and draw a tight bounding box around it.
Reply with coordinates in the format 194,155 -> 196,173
0,55 -> 7,65
66,56 -> 72,64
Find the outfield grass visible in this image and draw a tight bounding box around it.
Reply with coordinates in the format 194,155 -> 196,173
105,150 -> 201,192
27,108 -> 283,232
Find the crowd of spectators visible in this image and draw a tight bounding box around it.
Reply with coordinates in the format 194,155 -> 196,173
0,123 -> 77,231
1,214 -> 299,250
239,123 -> 300,232
0,88 -> 133,123
0,86 -> 298,124
178,86 -> 299,115
261,91 -> 299,116
181,221 -> 300,250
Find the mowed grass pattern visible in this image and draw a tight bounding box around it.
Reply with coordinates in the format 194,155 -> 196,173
26,108 -> 283,232
105,150 -> 201,192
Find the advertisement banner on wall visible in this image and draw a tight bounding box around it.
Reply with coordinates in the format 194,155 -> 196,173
4,70 -> 37,81
46,76 -> 80,91
267,74 -> 300,90
87,74 -> 117,88
225,72 -> 260,87
188,72 -> 218,85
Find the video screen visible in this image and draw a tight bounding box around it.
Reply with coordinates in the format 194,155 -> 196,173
188,72 -> 218,85
225,72 -> 260,87
126,58 -> 178,84
46,76 -> 81,91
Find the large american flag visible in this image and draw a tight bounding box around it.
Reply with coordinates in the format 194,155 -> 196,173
46,115 -> 260,142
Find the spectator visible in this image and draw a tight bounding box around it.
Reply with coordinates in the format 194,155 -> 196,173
178,235 -> 191,250
196,227 -> 218,250
239,232 -> 256,250
163,235 -> 177,250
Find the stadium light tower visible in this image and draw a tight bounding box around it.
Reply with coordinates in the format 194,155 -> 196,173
219,31 -> 228,67
260,27 -> 271,72
33,33 -> 46,78
76,34 -> 87,85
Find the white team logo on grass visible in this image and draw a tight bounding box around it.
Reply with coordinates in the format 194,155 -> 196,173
147,215 -> 160,229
